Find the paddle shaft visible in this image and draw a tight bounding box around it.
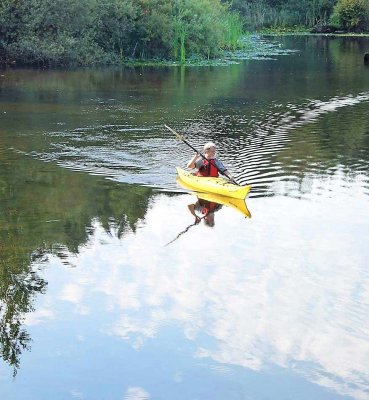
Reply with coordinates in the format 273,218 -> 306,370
164,124 -> 238,184
165,125 -> 206,159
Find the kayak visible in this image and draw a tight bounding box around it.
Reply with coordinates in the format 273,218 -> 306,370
177,177 -> 251,218
176,167 -> 251,200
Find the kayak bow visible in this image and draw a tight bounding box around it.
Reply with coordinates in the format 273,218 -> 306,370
176,167 -> 251,200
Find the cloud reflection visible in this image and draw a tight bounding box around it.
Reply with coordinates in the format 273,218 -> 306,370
24,308 -> 54,326
124,387 -> 150,400
39,191 -> 369,399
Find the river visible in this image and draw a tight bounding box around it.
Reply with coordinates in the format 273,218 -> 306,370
1,35 -> 369,400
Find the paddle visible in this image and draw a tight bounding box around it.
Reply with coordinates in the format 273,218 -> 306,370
164,124 -> 239,185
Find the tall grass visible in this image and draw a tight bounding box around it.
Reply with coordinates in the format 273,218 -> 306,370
222,13 -> 243,50
179,28 -> 186,63
171,20 -> 187,63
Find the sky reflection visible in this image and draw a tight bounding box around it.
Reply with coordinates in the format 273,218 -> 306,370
4,181 -> 367,400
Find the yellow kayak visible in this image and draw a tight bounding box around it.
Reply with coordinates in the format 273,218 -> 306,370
176,167 -> 251,200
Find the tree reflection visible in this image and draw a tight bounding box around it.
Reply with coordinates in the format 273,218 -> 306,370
0,150 -> 155,374
0,245 -> 47,376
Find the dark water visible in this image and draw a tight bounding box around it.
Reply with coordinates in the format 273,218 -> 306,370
1,36 -> 369,400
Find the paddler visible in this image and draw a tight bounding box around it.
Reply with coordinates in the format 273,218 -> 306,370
187,142 -> 235,181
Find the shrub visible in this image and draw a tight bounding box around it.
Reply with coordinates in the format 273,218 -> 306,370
231,0 -> 337,30
331,0 -> 369,31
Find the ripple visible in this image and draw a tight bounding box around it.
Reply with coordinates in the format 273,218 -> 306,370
18,91 -> 369,197
182,93 -> 369,197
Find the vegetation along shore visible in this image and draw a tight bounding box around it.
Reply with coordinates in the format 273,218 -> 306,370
1,0 -> 369,67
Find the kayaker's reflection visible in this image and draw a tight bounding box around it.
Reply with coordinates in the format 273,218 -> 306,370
165,198 -> 222,246
188,198 -> 222,227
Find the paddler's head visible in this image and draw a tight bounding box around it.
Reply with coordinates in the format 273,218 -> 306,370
203,142 -> 216,159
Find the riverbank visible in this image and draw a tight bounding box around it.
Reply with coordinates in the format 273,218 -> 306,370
106,35 -> 299,68
259,27 -> 369,36
0,35 -> 297,69
107,31 -> 369,67
2,32 -> 368,70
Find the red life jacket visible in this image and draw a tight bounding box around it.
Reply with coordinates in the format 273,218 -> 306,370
199,200 -> 220,215
196,159 -> 219,177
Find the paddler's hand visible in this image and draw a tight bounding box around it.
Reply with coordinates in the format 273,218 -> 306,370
195,216 -> 201,224
225,172 -> 238,185
187,152 -> 201,169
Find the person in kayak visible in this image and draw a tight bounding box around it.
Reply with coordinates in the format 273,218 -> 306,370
186,142 -> 235,181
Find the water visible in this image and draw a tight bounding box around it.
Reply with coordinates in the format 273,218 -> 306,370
1,35 -> 369,400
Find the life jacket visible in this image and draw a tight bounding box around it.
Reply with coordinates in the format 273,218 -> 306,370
199,200 -> 221,215
196,159 -> 219,177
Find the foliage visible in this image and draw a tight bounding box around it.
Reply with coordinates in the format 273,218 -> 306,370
0,0 -> 244,66
331,0 -> 369,31
230,0 -> 369,32
0,0 -> 108,65
95,0 -> 138,60
132,0 -> 225,60
231,0 -> 338,30
222,12 -> 244,50
0,259 -> 47,376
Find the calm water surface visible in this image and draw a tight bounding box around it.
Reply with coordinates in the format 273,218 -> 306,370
1,36 -> 369,400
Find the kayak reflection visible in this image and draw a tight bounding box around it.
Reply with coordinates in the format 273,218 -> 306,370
165,179 -> 251,246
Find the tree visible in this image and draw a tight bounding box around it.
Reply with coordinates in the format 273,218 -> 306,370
332,0 -> 369,31
95,0 -> 138,60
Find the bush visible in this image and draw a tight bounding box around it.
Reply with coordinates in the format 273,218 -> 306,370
331,0 -> 369,31
231,0 -> 337,30
0,0 -> 105,66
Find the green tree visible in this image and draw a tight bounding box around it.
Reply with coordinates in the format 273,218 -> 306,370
93,0 -> 138,60
0,0 -> 107,66
135,0 -> 174,59
332,0 -> 369,31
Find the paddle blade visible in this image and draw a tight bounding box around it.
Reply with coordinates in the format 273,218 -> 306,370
164,124 -> 183,141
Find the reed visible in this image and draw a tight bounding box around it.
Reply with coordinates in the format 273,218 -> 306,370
179,28 -> 186,63
223,13 -> 244,50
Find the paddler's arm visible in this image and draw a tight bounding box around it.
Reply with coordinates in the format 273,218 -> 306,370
187,152 -> 201,169
188,204 -> 196,216
188,203 -> 201,224
214,159 -> 236,183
